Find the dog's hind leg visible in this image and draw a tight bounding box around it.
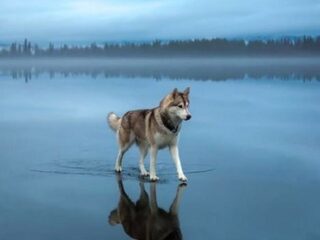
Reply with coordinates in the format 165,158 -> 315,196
115,150 -> 123,172
115,128 -> 134,172
138,143 -> 149,176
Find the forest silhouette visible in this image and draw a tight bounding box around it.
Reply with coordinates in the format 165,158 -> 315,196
1,36 -> 320,58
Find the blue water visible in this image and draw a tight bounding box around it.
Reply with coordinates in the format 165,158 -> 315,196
1,59 -> 320,240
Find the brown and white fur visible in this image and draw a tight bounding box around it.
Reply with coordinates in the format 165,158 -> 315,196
107,88 -> 191,182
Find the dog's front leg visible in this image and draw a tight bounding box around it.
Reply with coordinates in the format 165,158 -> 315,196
169,144 -> 187,182
149,146 -> 159,181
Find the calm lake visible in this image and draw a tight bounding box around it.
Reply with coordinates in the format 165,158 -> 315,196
1,58 -> 320,240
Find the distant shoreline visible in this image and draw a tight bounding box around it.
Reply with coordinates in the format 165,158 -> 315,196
1,56 -> 320,60
1,57 -> 319,82
0,56 -> 320,64
1,37 -> 319,58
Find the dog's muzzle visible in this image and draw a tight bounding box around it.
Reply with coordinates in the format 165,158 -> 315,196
185,114 -> 192,121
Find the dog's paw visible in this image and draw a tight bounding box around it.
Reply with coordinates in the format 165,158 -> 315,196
150,175 -> 159,182
178,175 -> 188,182
114,166 -> 122,173
140,171 -> 150,177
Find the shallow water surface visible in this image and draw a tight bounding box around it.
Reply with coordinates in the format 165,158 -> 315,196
1,59 -> 320,240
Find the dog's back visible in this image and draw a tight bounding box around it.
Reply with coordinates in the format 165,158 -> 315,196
108,109 -> 153,143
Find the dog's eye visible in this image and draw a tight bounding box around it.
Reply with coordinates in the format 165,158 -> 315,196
178,104 -> 183,108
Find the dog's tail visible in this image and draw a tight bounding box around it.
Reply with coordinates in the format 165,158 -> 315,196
107,112 -> 121,132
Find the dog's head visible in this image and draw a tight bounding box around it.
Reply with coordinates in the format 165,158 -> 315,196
160,87 -> 191,121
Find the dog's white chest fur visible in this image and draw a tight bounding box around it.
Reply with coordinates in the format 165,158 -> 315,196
154,132 -> 176,149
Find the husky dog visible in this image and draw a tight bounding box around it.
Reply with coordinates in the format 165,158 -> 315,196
109,174 -> 185,240
107,88 -> 191,182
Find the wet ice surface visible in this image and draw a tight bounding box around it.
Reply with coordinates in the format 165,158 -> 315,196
1,58 -> 320,240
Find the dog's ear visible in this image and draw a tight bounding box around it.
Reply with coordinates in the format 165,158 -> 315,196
160,88 -> 178,107
183,87 -> 190,96
172,88 -> 178,98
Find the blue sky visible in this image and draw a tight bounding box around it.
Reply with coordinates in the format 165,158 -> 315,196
0,0 -> 319,42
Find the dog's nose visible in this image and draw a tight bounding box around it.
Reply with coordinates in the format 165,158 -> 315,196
186,115 -> 192,120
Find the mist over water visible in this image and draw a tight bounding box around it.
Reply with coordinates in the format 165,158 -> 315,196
1,58 -> 320,239
1,57 -> 320,82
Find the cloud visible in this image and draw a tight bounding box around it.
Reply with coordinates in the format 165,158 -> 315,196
68,0 -> 163,16
0,0 -> 319,42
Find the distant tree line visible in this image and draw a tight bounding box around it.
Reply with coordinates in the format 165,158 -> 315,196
1,36 -> 320,58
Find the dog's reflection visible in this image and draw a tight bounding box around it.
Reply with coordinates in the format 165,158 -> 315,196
109,174 -> 186,240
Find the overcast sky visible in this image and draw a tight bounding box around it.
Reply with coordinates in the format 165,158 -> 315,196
0,0 -> 319,42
